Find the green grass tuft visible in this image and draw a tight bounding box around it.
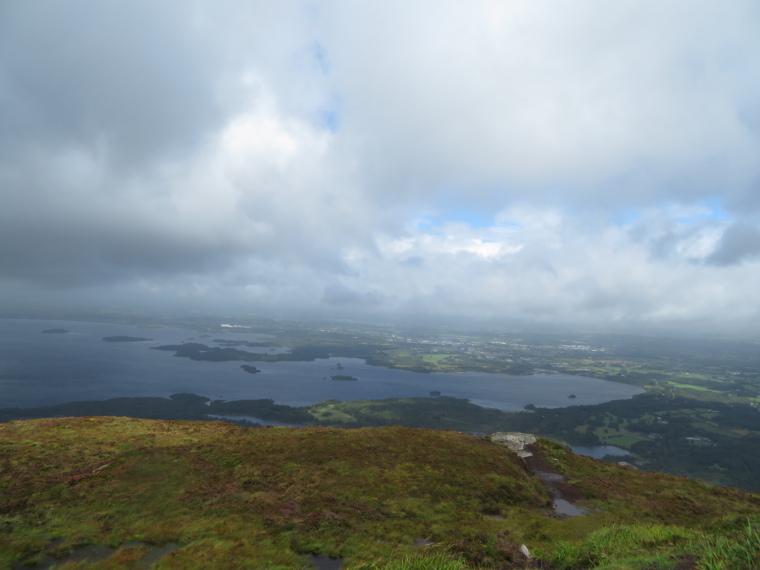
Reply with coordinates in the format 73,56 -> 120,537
380,552 -> 465,569
551,524 -> 696,569
695,517 -> 760,570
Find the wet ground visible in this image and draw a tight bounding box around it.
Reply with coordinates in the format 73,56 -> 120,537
523,446 -> 591,518
15,540 -> 181,569
308,554 -> 343,569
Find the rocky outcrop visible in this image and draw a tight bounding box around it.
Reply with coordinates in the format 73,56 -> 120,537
489,432 -> 537,458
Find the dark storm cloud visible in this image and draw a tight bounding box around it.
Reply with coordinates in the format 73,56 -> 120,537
706,222 -> 760,266
0,0 -> 223,170
0,213 -> 245,288
321,284 -> 385,307
0,1 -> 287,291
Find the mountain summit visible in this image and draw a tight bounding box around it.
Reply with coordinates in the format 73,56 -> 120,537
1,417 -> 758,568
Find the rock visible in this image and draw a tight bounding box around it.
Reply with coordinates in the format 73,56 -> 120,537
519,544 -> 531,559
489,432 -> 537,458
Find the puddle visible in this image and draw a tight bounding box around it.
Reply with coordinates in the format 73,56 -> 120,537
17,540 -> 181,569
527,458 -> 591,518
536,471 -> 564,484
135,542 -> 181,568
18,545 -> 114,569
413,537 -> 435,548
308,555 -> 343,569
553,498 -> 588,518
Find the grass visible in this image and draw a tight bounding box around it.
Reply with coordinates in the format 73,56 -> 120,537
551,518 -> 760,570
592,427 -> 647,448
385,349 -> 413,357
603,435 -> 645,448
695,518 -> 760,570
550,524 -> 697,568
420,354 -> 457,363
1,418 -> 760,568
376,552 -> 466,569
308,402 -> 357,423
0,419 -> 549,568
668,382 -> 721,393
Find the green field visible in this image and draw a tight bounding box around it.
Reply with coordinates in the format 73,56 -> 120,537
668,381 -> 721,393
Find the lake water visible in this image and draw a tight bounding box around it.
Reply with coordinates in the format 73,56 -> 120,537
0,319 -> 642,411
573,445 -> 630,459
207,414 -> 309,427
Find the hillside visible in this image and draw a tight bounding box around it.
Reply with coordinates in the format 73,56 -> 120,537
1,418 -> 758,569
4,392 -> 759,494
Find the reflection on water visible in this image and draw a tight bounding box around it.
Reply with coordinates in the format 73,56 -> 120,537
308,555 -> 343,569
535,471 -> 590,518
16,541 -> 180,570
553,498 -> 588,517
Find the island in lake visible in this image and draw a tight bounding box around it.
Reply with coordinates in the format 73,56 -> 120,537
331,375 -> 358,381
240,365 -> 261,374
102,336 -> 153,343
41,328 -> 69,334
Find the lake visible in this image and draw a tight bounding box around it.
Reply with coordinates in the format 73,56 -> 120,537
0,319 -> 642,410
572,445 -> 631,459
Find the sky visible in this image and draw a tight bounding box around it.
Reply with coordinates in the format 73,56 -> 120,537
2,0 -> 760,332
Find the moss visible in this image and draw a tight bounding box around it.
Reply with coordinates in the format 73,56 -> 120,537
1,418 -> 759,568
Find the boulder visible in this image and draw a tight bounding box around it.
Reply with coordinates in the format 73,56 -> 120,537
489,432 -> 537,458
519,544 -> 531,559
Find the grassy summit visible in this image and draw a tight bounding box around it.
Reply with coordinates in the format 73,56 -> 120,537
1,418 -> 758,569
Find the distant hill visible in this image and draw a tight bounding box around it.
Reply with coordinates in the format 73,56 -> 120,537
1,418 -> 758,568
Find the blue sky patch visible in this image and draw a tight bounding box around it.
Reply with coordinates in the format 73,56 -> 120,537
311,41 -> 329,75
321,110 -> 340,132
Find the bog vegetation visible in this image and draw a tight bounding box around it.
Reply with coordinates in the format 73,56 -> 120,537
1,417 -> 758,569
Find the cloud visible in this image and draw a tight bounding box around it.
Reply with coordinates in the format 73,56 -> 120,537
1,1 -> 760,332
321,284 -> 385,307
322,0 -> 760,207
706,222 -> 760,266
0,1 -> 224,171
